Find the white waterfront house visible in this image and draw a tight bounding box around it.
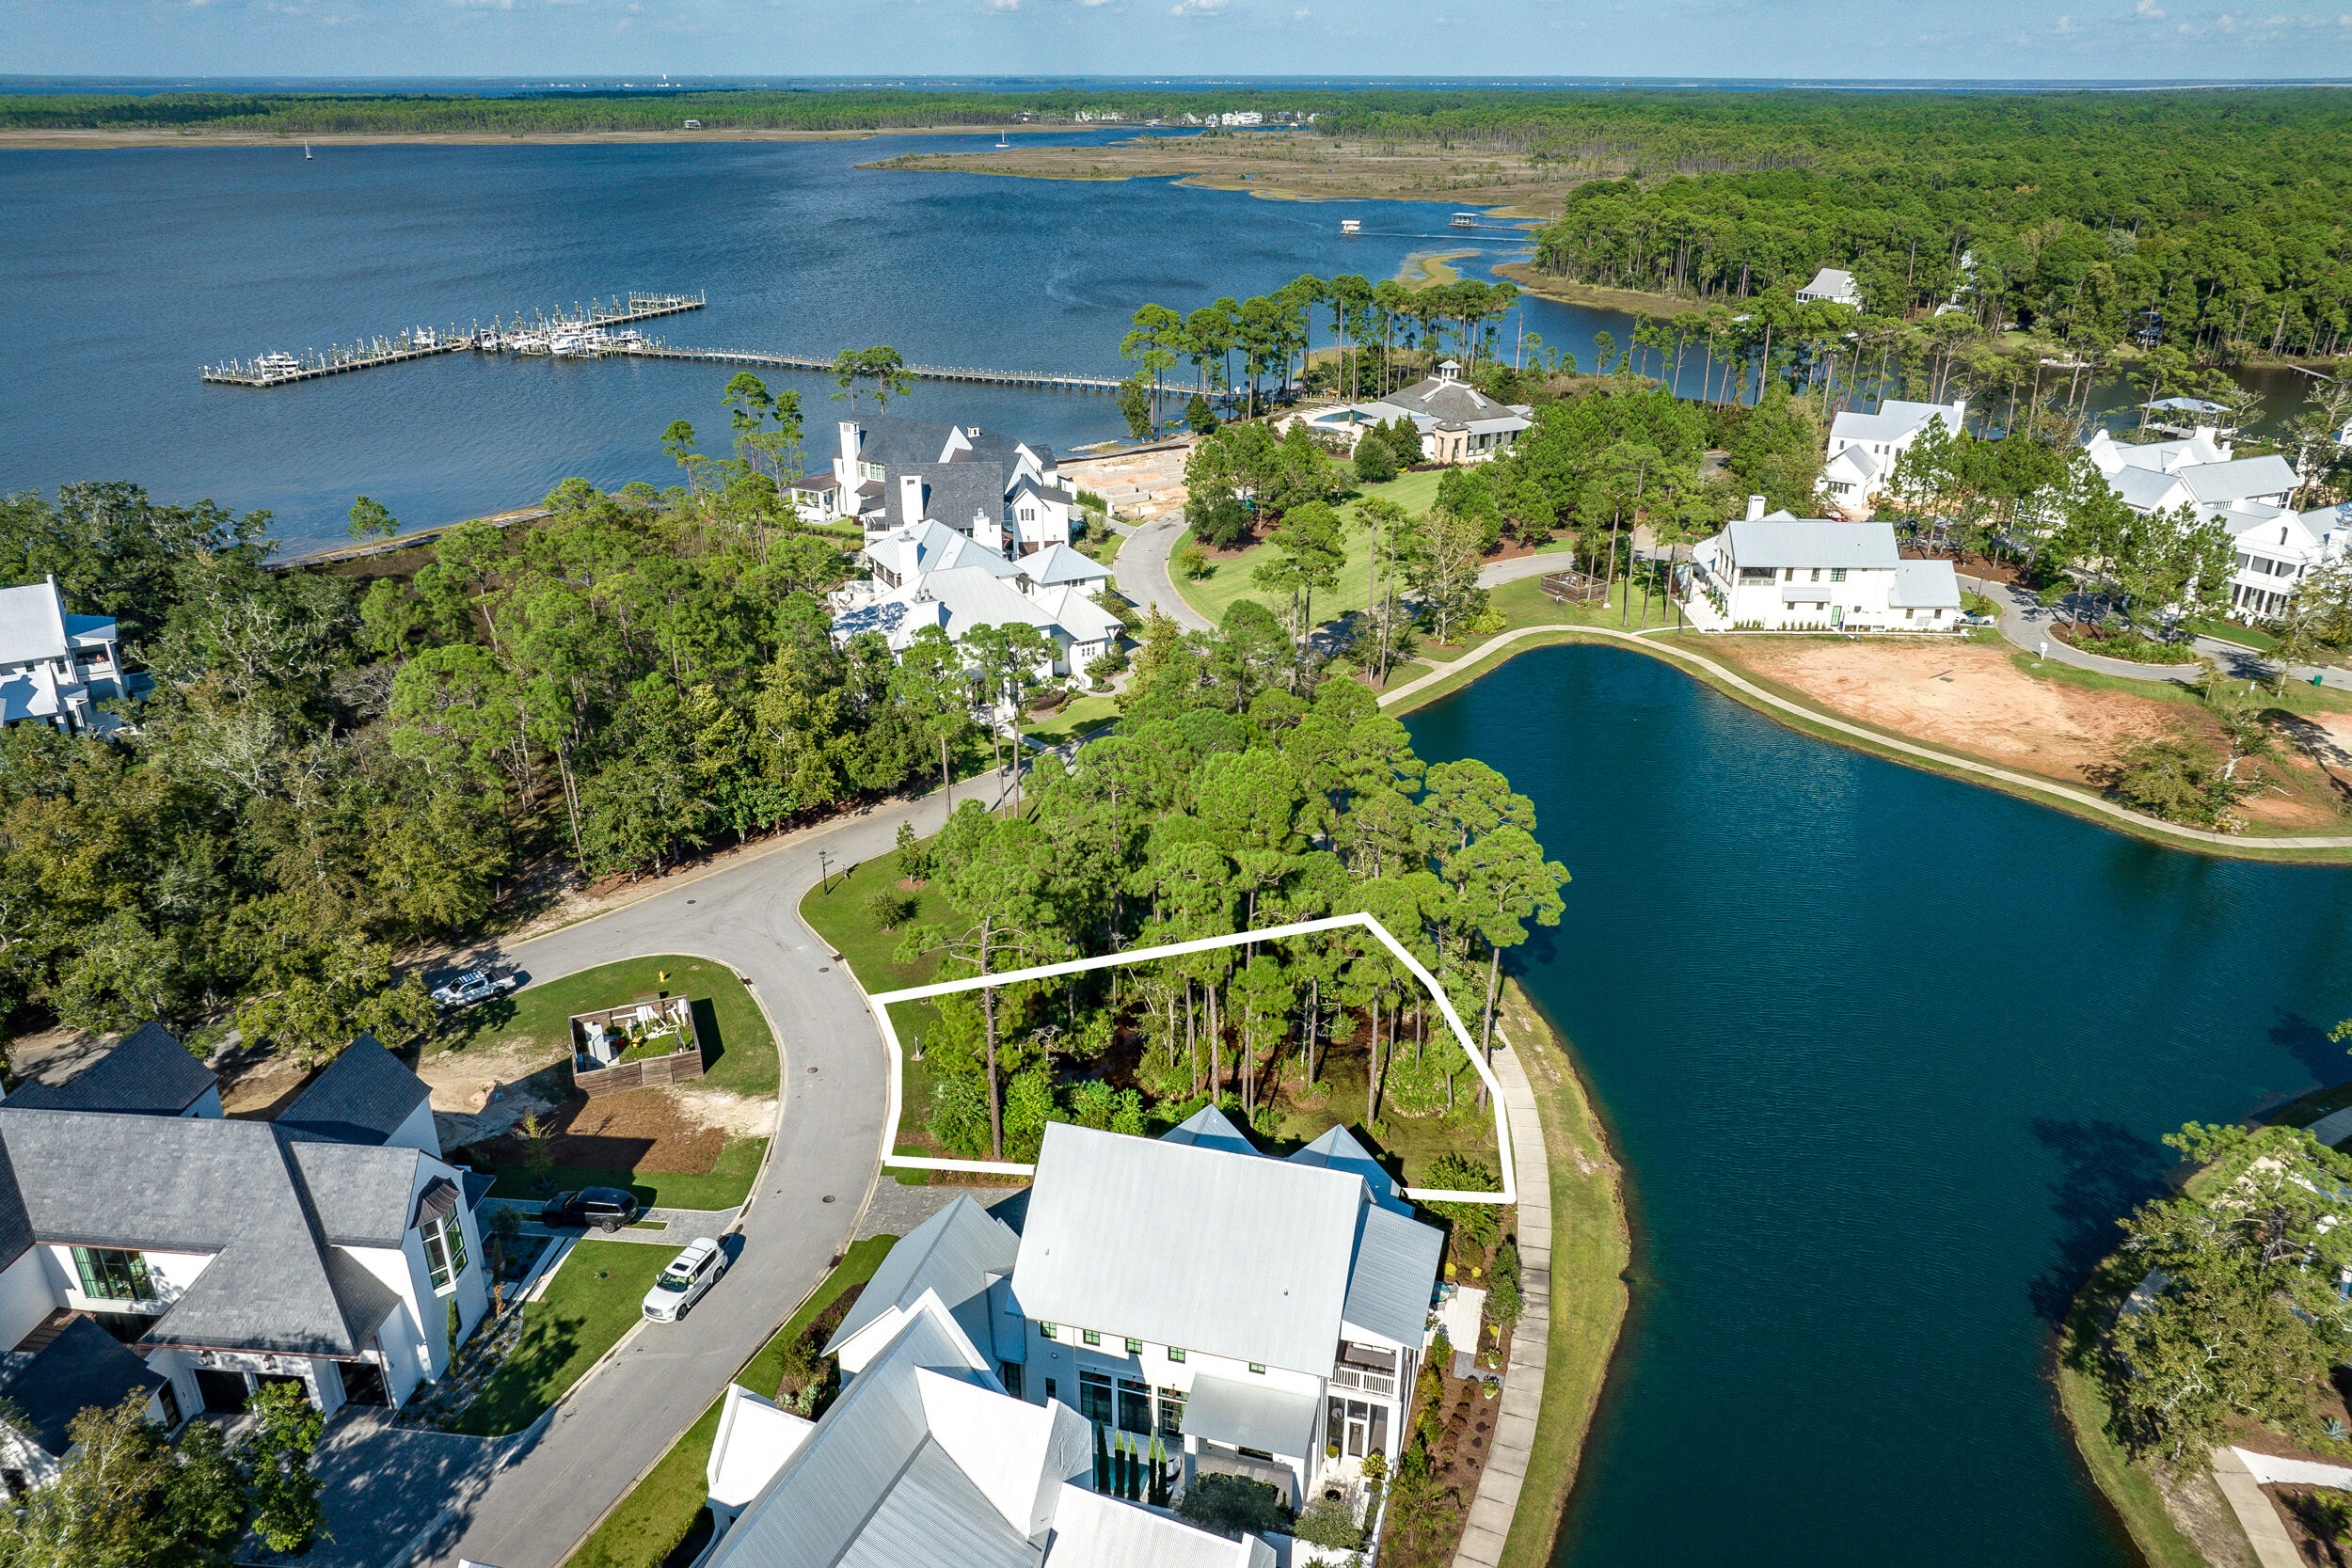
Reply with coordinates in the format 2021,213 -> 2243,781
1298,360 -> 1534,464
1817,399 -> 1967,517
793,416 -> 1083,559
1683,499 -> 1962,632
1795,267 -> 1863,309
0,1029 -> 488,1487
2080,426 -> 2335,619
0,576 -> 134,737
830,518 -> 1123,683
695,1108 -> 1442,1566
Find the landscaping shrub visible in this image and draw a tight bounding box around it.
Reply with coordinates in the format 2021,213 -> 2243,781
1175,541 -> 1210,579
864,888 -> 917,932
1353,432 -> 1397,484
1292,1493 -> 1363,1551
1176,1474 -> 1288,1541
1425,1154 -> 1503,1254
1961,590 -> 1999,618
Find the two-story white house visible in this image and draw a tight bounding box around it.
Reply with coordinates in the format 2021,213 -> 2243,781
2079,425 -> 2329,620
831,518 -> 1124,685
793,416 -> 1082,559
1795,267 -> 1863,309
818,1109 -> 1440,1516
0,576 -> 135,737
1817,399 -> 1966,518
2222,502 -> 2352,619
1683,499 -> 1962,632
0,1029 -> 488,1487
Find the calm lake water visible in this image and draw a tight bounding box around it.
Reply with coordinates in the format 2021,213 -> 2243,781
1406,644 -> 2352,1568
0,132 -> 1655,553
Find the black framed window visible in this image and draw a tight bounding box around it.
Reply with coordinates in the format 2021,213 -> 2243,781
423,1216 -> 468,1295
1156,1387 -> 1185,1439
72,1247 -> 155,1303
1116,1378 -> 1152,1434
1078,1370 -> 1113,1425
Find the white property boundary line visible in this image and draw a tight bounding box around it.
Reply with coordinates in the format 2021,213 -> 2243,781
869,912 -> 1516,1206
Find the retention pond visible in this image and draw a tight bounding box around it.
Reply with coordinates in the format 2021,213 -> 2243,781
1404,643 -> 2352,1568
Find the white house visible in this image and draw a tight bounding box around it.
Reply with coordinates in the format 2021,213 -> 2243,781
0,576 -> 134,737
831,518 -> 1123,683
2079,425 -> 2335,620
1299,360 -> 1533,465
792,416 -> 1081,559
1817,399 -> 1966,517
0,1030 -> 488,1486
2223,502 -> 2352,619
1795,267 -> 1862,309
1683,499 -> 1963,632
693,1287 -> 1272,1568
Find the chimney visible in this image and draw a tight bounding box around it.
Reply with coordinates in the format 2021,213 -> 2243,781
898,474 -> 925,525
838,420 -> 861,466
1745,495 -> 1767,522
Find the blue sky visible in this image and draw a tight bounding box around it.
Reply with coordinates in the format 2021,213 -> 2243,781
4,0 -> 2345,82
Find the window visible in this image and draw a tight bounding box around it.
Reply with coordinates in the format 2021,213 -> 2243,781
1904,608 -> 1915,620
1248,1363 -> 1266,1375
1040,1323 -> 1057,1340
72,1247 -> 156,1304
1167,1346 -> 1186,1364
1739,567 -> 1776,583
1155,1387 -> 1185,1439
1078,1370 -> 1114,1425
1117,1377 -> 1152,1434
1830,568 -> 1846,583
860,462 -> 884,482
423,1215 -> 469,1295
1021,507 -> 1036,522
1000,1362 -> 1025,1400
1810,568 -> 1820,582
1783,568 -> 1795,582
1081,1329 -> 1102,1347
1044,1378 -> 1058,1403
1124,1338 -> 1142,1355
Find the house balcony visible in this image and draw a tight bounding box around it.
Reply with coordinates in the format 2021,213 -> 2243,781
1327,1363 -> 1396,1399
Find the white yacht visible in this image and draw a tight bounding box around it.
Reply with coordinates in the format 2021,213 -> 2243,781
255,352 -> 301,375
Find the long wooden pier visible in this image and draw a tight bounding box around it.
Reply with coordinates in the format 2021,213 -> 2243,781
615,342 -> 1122,393
198,291 -> 1120,396
199,293 -> 706,388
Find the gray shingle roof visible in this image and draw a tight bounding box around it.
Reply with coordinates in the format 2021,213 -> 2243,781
289,1140 -> 423,1247
845,416 -> 1031,473
0,1110 -> 404,1357
890,464 -> 1010,534
0,1317 -> 165,1455
277,1035 -> 431,1148
8,1022 -> 216,1116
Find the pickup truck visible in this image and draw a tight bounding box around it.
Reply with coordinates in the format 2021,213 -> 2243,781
429,970 -> 517,1010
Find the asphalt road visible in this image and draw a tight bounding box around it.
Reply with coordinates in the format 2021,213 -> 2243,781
420,768 -> 1009,1568
1114,515 -> 1215,633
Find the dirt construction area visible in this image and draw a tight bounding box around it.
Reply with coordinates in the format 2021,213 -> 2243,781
456,1085 -> 771,1176
1715,636 -> 2352,831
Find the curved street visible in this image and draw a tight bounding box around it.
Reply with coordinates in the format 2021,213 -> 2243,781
420,768 -> 1008,1568
1113,515 -> 1214,632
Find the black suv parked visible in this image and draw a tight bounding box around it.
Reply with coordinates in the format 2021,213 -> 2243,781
539,1188 -> 643,1231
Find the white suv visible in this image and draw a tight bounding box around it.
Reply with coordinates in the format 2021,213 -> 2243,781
643,1236 -> 724,1322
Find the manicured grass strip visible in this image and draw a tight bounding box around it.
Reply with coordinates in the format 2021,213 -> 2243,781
485,1139 -> 769,1212
433,954 -> 779,1101
453,1240 -> 670,1437
1025,694 -> 1120,747
1494,982 -> 1631,1568
800,849 -> 974,996
562,1235 -> 900,1568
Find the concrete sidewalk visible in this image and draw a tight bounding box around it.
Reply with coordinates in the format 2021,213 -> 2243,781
1964,573 -> 2352,692
1451,1040 -> 1552,1568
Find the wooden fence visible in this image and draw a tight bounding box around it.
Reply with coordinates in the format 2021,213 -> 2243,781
574,1047 -> 706,1099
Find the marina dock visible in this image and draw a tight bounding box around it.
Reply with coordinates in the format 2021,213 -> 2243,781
198,291 -> 1120,395
199,293 -> 706,387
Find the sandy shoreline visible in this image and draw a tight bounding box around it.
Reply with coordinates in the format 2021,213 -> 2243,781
0,123 -> 1075,151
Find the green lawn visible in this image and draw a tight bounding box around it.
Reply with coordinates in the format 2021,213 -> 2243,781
800,850 -> 972,996
434,954 -> 778,1101
1024,694 -> 1120,747
562,1236 -> 900,1568
1175,469 -> 1451,628
486,1138 -> 770,1212
452,1240 -> 671,1437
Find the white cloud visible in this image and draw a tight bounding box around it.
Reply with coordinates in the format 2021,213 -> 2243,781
983,0 -> 1020,10
1168,0 -> 1229,14
2135,0 -> 2165,15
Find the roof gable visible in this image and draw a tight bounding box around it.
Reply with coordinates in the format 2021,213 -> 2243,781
828,1196 -> 1019,1359
276,1035 -> 431,1148
8,1022 -> 216,1117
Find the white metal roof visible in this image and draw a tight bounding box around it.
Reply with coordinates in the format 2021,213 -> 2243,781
1828,399 -> 1963,446
827,1196 -> 1019,1363
1889,559 -> 1962,610
0,578 -> 73,667
1046,1485 -> 1270,1568
1341,1203 -> 1445,1348
1719,518 -> 1900,571
1014,1123 -> 1363,1374
707,1386 -> 815,1509
2181,455 -> 2298,505
1180,1370 -> 1323,1460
